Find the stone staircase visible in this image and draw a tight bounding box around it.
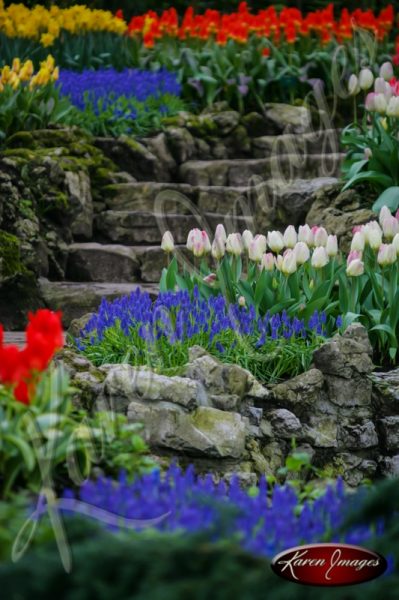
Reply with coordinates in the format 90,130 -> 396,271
38,107 -> 343,327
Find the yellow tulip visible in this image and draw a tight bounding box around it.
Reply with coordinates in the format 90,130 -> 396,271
12,57 -> 20,73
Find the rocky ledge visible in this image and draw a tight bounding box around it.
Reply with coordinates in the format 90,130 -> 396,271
59,323 -> 399,487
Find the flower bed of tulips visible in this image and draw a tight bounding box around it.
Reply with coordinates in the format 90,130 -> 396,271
0,3 -> 396,112
158,206 -> 399,366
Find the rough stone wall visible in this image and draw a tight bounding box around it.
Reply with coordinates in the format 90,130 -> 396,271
60,324 -> 399,487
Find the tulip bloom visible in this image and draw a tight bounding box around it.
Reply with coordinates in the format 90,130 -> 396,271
281,249 -> 297,275
380,61 -> 394,81
248,235 -> 266,262
215,224 -> 227,243
382,216 -> 399,240
161,231 -> 175,253
346,258 -> 364,277
374,93 -> 387,114
298,224 -> 314,246
311,247 -> 329,268
294,241 -> 310,264
378,243 -> 397,265
226,233 -> 243,256
211,236 -> 225,260
347,250 -> 362,264
267,230 -> 284,253
351,231 -> 365,252
348,74 -> 360,96
326,235 -> 338,257
241,229 -> 253,250
283,225 -> 297,248
379,205 -> 392,226
313,226 -> 328,247
260,252 -> 274,271
358,68 -> 374,90
392,233 -> 399,255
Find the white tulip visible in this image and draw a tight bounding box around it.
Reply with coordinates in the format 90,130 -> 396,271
346,258 -> 365,277
348,74 -> 360,96
380,61 -> 394,81
241,229 -> 254,250
161,231 -> 175,253
326,234 -> 338,257
379,205 -> 392,225
283,225 -> 297,248
298,224 -> 314,246
351,231 -> 365,252
281,249 -> 297,275
267,230 -> 284,253
226,233 -> 243,256
294,241 -> 310,265
311,247 -> 329,269
215,224 -> 227,243
359,68 -> 374,90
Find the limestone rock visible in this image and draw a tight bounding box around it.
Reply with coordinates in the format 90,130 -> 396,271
371,368 -> 399,416
269,409 -> 302,438
66,171 -> 93,240
185,351 -> 251,403
67,242 -> 140,283
127,402 -> 246,458
339,420 -> 378,449
263,103 -> 311,134
379,416 -> 399,451
102,364 -> 206,413
270,368 -> 324,415
305,184 -> 375,252
380,455 -> 399,478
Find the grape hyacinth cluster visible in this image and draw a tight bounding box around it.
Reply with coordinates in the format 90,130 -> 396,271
61,465 -> 378,559
57,67 -> 181,112
76,287 -> 332,352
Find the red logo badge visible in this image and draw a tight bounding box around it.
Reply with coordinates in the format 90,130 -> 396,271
271,543 -> 387,586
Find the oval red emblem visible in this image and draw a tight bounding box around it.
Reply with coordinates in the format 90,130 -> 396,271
271,543 -> 387,586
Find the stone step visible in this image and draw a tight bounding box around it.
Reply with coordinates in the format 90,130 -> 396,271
251,129 -> 341,159
94,211 -> 252,245
67,242 -> 190,284
39,278 -> 159,327
3,331 -> 25,348
178,153 -> 344,187
100,177 -> 337,231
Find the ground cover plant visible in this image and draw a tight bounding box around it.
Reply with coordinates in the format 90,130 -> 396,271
57,67 -> 185,136
0,54 -> 185,140
75,288 -> 333,383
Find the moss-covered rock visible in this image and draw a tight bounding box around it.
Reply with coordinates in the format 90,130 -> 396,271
0,230 -> 24,279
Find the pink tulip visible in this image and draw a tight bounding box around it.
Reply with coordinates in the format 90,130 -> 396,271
211,236 -> 225,260
379,205 -> 392,225
347,250 -> 362,264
